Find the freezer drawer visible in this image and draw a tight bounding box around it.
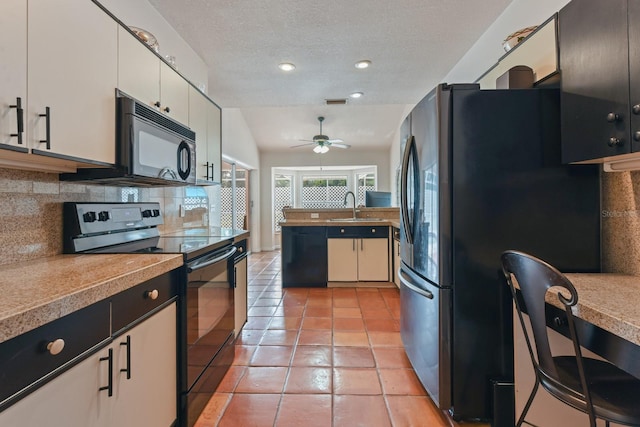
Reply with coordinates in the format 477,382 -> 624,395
399,266 -> 452,410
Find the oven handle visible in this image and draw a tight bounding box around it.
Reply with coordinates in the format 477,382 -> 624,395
186,246 -> 237,273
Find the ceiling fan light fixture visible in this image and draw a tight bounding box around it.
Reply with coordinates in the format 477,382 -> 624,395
278,62 -> 296,72
313,145 -> 328,154
355,60 -> 371,69
350,92 -> 364,98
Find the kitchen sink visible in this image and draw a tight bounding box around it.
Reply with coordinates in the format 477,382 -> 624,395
328,218 -> 386,222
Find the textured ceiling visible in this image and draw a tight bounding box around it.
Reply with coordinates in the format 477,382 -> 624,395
148,0 -> 512,151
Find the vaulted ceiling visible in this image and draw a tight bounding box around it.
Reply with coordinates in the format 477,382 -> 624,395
148,0 -> 512,151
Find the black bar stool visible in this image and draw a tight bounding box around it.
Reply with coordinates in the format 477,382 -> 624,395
501,250 -> 640,427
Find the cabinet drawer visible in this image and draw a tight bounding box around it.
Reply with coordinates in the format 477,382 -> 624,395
111,270 -> 178,334
327,226 -> 389,238
0,299 -> 110,408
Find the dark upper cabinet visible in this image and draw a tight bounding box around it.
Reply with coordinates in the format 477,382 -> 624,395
559,0 -> 640,163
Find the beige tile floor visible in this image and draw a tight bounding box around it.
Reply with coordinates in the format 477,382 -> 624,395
194,250 -> 458,427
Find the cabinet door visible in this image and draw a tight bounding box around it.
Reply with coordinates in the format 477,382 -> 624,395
327,238 -> 358,282
160,62 -> 189,126
234,257 -> 248,336
189,86 -> 210,182
629,0 -> 640,150
206,99 -> 222,183
559,0 -> 630,163
117,26 -> 160,109
0,0 -> 27,150
358,238 -> 389,281
110,303 -> 177,427
0,347 -> 112,427
27,0 -> 117,163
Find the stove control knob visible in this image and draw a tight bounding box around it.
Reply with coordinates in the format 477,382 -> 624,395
98,211 -> 110,222
152,209 -> 161,217
83,211 -> 97,223
141,209 -> 152,218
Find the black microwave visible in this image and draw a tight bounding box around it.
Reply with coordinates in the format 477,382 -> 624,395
61,91 -> 196,186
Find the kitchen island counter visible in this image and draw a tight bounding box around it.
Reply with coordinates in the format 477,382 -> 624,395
0,253 -> 183,343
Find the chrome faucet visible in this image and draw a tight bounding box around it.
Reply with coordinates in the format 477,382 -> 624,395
344,191 -> 356,219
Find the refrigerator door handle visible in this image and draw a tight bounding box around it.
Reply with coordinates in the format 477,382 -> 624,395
399,269 -> 434,299
400,135 -> 415,244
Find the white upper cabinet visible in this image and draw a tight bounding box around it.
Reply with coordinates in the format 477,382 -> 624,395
188,85 -> 210,181
160,62 -> 189,126
117,26 -> 160,110
0,0 -> 27,151
118,27 -> 189,126
27,0 -> 117,164
206,98 -> 222,183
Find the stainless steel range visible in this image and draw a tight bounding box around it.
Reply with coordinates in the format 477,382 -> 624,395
63,202 -> 241,427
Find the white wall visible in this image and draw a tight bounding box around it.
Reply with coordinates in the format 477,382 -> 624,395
259,149 -> 391,251
444,0 -> 571,84
97,0 -> 208,89
222,109 -> 261,251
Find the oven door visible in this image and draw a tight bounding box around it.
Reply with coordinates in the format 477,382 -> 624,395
183,244 -> 236,426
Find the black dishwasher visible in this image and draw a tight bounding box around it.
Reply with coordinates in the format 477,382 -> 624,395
281,226 -> 327,287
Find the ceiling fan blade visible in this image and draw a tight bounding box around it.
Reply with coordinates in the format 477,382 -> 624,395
326,138 -> 343,143
298,139 -> 316,142
330,143 -> 351,149
290,142 -> 318,148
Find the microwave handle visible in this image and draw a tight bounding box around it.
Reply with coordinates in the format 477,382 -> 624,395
177,141 -> 192,180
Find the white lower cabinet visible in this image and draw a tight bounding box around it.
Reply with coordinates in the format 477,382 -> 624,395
328,238 -> 389,282
0,303 -> 177,427
111,302 -> 177,427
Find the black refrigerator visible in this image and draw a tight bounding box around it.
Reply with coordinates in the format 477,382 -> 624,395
398,83 -> 600,423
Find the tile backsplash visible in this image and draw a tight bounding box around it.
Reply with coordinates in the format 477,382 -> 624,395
0,168 -> 218,266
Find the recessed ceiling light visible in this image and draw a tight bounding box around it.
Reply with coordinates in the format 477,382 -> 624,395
350,92 -> 364,99
355,60 -> 371,69
278,62 -> 296,72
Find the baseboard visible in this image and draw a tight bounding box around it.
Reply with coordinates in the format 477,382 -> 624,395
328,281 -> 397,288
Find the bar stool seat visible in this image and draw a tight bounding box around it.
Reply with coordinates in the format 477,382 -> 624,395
501,250 -> 640,427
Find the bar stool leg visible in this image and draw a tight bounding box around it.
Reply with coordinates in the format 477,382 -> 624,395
517,377 -> 540,427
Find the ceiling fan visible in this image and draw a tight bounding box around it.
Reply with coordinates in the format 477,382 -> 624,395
291,116 -> 351,153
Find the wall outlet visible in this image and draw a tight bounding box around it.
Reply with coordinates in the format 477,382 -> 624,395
310,213 -> 319,219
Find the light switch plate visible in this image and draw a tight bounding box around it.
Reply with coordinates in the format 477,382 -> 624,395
310,213 -> 319,219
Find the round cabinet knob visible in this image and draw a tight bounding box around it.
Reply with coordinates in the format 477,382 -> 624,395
633,105 -> 640,115
606,112 -> 622,122
146,289 -> 159,300
238,246 -> 244,253
340,228 -> 345,233
634,131 -> 640,142
163,106 -> 171,113
47,338 -> 65,355
371,228 -> 376,233
154,101 -> 161,108
608,137 -> 624,147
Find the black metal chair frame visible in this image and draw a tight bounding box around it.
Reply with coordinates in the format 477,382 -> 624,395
501,250 -> 640,427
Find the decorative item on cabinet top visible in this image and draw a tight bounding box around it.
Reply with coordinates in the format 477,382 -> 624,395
128,27 -> 159,52
502,26 -> 538,52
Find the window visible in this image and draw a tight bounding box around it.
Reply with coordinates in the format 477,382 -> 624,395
301,175 -> 348,209
221,168 -> 247,229
274,173 -> 293,232
356,172 -> 376,207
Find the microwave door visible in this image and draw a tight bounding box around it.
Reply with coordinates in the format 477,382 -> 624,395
131,118 -> 188,182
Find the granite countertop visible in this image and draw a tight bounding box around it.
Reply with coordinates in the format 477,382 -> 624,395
551,273 -> 640,347
0,253 -> 183,343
